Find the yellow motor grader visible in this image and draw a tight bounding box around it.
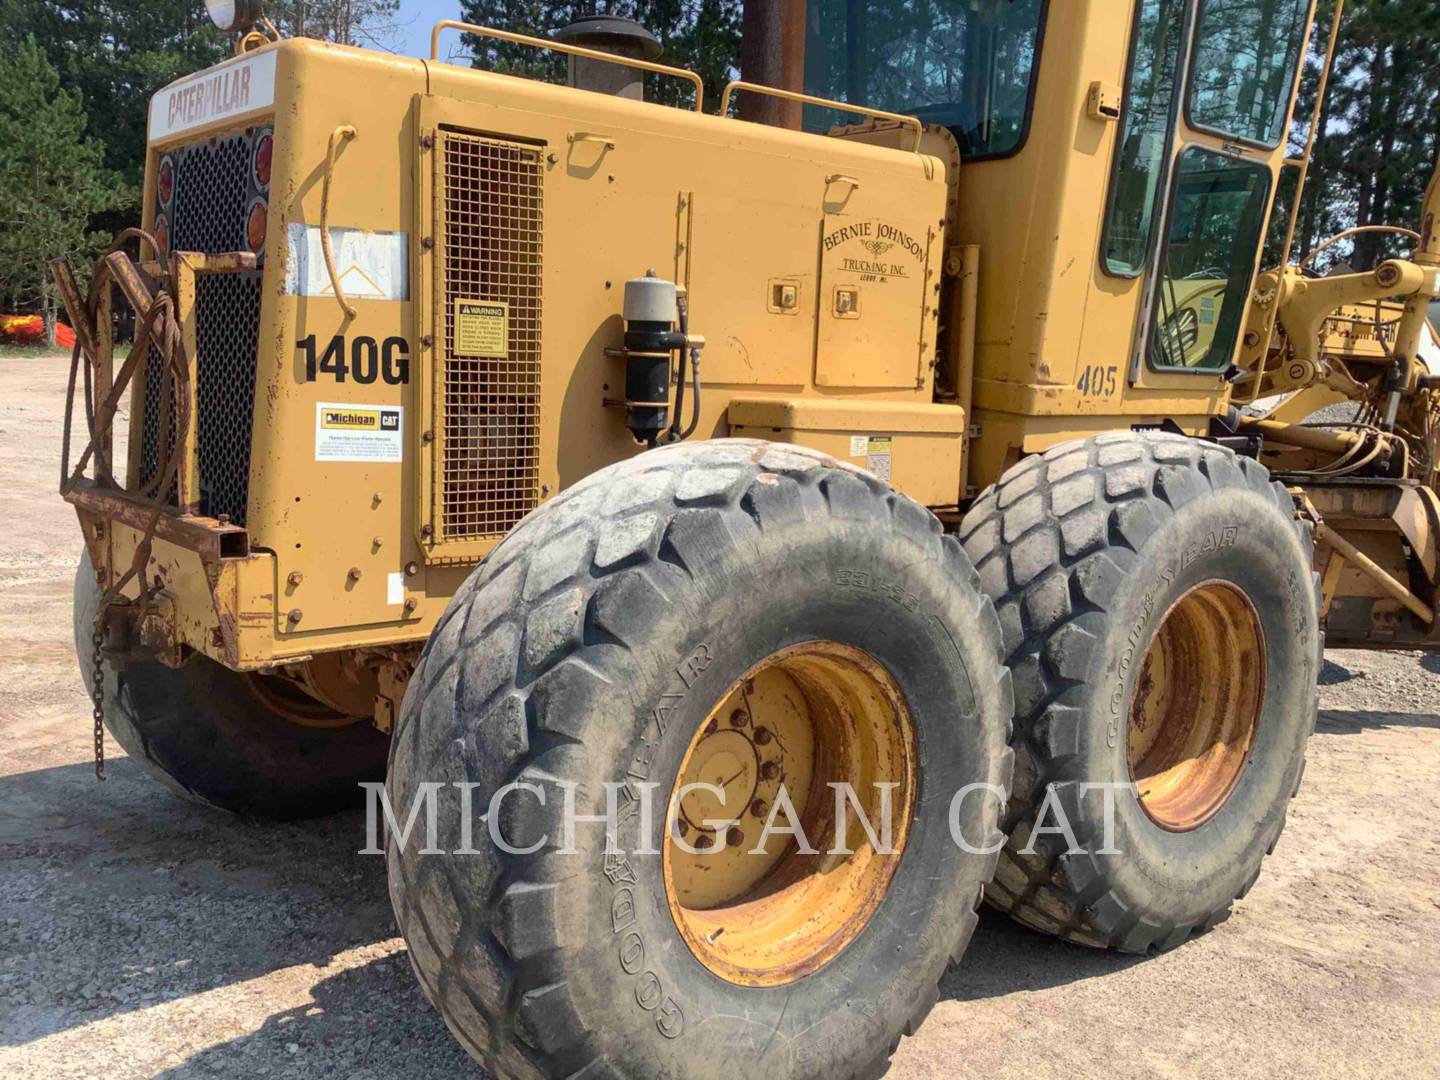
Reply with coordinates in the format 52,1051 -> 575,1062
53,0 -> 1440,1076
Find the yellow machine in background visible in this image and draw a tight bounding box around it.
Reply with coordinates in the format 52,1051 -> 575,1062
52,1 -> 1440,1077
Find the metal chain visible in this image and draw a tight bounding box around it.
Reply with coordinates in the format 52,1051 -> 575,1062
91,621 -> 106,781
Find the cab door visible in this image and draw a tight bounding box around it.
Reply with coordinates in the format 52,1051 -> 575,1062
1104,0 -> 1316,386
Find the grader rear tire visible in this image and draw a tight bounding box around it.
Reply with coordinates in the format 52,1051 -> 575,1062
74,552 -> 389,819
960,431 -> 1319,952
385,439 -> 1013,1080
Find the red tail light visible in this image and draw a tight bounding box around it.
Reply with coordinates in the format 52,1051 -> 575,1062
157,156 -> 175,208
253,132 -> 272,189
246,198 -> 268,255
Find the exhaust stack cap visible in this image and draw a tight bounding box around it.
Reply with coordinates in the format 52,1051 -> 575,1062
553,15 -> 662,100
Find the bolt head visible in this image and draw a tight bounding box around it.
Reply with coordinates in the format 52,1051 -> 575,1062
347,567 -> 362,581
729,708 -> 749,727
286,608 -> 302,623
749,799 -> 768,818
760,761 -> 780,781
753,727 -> 773,746
286,571 -> 302,586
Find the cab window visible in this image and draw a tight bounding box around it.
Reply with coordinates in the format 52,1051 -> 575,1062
1149,147 -> 1271,372
1102,0 -> 1187,276
802,0 -> 1047,159
1188,0 -> 1310,147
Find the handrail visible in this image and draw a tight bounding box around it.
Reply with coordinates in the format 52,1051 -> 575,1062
429,20 -> 705,112
321,125 -> 358,319
719,81 -> 924,152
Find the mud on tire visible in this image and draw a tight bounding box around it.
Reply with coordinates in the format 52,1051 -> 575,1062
385,439 -> 1014,1080
960,431 -> 1320,953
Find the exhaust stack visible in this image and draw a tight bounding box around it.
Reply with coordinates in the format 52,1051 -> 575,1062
552,15 -> 662,100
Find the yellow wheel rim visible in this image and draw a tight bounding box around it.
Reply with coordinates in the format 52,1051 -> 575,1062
663,641 -> 917,987
1128,580 -> 1266,831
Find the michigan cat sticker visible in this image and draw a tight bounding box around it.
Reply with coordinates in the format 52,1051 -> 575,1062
315,403 -> 403,462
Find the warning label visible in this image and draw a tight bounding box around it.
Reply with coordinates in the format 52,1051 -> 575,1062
315,402 -> 403,462
864,435 -> 893,483
454,299 -> 509,357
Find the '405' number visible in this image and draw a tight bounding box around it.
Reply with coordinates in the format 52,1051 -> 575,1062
1076,363 -> 1118,398
298,335 -> 410,385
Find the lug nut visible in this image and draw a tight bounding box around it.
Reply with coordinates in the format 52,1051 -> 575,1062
729,708 -> 749,728
760,762 -> 780,781
750,799 -> 768,818
753,727 -> 773,746
693,831 -> 712,850
705,719 -> 718,735
675,818 -> 690,838
727,826 -> 745,849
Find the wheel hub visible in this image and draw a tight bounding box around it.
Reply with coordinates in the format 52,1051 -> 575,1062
1128,579 -> 1266,831
663,641 -> 916,987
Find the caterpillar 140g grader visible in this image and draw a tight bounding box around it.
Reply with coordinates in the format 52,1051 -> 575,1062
54,0 -> 1440,1075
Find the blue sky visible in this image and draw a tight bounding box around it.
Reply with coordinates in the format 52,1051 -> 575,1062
391,1 -> 468,60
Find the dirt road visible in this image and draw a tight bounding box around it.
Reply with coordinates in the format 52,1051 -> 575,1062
2,353 -> 1438,1078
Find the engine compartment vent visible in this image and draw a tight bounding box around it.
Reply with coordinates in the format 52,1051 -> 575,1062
434,131 -> 544,544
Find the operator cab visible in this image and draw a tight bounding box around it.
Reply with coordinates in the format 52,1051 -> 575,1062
771,1 -> 1314,482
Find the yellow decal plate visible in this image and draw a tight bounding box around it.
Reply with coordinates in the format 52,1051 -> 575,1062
454,299 -> 509,358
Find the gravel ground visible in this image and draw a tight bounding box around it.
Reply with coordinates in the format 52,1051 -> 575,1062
2,354 -> 1439,1078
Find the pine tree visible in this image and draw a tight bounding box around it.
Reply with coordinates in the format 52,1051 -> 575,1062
4,1 -> 229,186
1290,0 -> 1440,270
0,37 -> 127,342
457,1 -> 742,110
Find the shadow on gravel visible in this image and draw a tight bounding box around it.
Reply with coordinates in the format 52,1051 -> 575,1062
1319,659 -> 1364,686
938,908 -> 1144,1002
1317,709 -> 1440,734
150,951 -> 481,1080
0,755 -> 394,1048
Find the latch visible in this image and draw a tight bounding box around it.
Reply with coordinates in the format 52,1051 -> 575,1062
1086,81 -> 1122,122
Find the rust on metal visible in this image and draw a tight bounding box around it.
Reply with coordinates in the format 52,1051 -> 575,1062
1128,580 -> 1266,831
64,480 -> 247,561
662,640 -> 917,988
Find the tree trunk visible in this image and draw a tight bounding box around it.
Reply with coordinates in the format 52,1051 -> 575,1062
845,0 -> 866,106
1298,53 -> 1335,261
1353,42 -> 1390,268
43,292 -> 57,349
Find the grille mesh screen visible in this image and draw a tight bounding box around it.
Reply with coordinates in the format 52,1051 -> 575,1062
438,132 -> 543,540
138,128 -> 266,525
170,131 -> 255,254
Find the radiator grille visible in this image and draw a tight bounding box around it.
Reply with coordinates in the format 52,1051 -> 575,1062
169,130 -> 258,254
437,132 -> 543,540
138,127 -> 268,525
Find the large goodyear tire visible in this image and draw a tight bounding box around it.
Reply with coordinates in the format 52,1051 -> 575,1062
74,551 -> 389,819
385,439 -> 1014,1080
959,431 -> 1319,952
